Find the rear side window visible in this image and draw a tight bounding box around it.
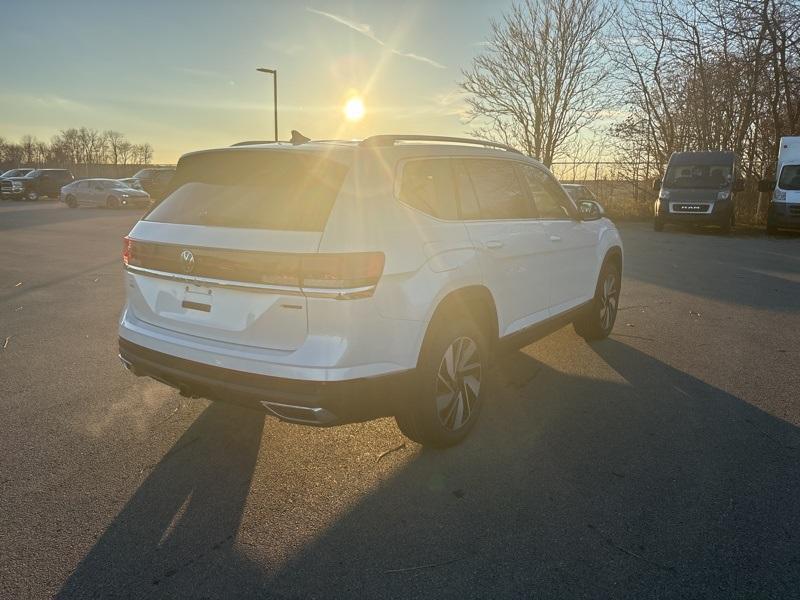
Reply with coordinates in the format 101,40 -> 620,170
145,151 -> 349,231
398,159 -> 458,220
463,159 -> 533,220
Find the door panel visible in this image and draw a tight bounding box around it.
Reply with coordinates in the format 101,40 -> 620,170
539,220 -> 597,312
457,159 -> 551,336
518,164 -> 598,313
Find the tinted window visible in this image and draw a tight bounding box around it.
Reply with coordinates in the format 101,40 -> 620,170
464,159 -> 532,219
145,151 -> 349,232
398,159 -> 458,220
519,165 -> 574,219
664,164 -> 732,189
454,161 -> 481,220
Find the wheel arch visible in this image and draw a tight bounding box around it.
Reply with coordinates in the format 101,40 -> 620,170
418,285 -> 499,366
603,245 -> 623,275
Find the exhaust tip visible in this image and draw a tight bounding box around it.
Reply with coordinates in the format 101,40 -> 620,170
260,401 -> 337,426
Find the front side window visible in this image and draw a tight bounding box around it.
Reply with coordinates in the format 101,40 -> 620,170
463,159 -> 533,220
519,165 -> 574,219
398,159 -> 458,220
778,165 -> 800,191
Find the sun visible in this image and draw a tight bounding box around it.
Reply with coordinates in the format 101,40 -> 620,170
343,96 -> 366,122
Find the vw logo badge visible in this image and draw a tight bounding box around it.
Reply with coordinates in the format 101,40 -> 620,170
180,249 -> 195,274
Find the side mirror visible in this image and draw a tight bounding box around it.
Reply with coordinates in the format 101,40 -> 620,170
758,179 -> 776,193
578,200 -> 604,221
732,179 -> 745,192
652,178 -> 662,190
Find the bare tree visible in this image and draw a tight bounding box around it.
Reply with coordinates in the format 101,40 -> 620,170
460,0 -> 613,166
103,130 -> 127,166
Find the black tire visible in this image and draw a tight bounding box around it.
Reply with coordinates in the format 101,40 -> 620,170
106,196 -> 120,209
66,195 -> 77,208
26,190 -> 38,201
653,218 -> 664,232
573,261 -> 621,341
719,211 -> 734,234
395,311 -> 489,448
766,218 -> 778,235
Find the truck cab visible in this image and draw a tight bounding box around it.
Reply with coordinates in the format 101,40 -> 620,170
760,137 -> 800,234
653,151 -> 743,233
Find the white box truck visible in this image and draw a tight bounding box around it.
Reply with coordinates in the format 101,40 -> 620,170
760,136 -> 800,234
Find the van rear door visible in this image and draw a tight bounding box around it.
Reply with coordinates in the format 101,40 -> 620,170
123,148 -> 350,352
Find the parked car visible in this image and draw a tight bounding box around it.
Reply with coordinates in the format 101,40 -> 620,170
60,178 -> 151,209
0,169 -> 74,201
653,151 -> 743,233
759,136 -> 800,234
118,177 -> 144,191
118,135 -> 623,447
562,183 -> 599,204
130,168 -> 175,200
0,168 -> 34,180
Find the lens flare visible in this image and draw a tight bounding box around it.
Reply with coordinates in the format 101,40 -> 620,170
343,96 -> 366,122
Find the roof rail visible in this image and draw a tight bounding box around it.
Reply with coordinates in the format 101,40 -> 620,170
230,140 -> 284,147
359,135 -> 522,154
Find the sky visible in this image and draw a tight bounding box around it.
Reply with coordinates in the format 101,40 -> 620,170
0,0 -> 517,163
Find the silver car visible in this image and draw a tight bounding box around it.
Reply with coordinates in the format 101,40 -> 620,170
60,178 -> 151,209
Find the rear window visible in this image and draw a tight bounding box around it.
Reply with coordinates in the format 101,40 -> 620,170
145,151 -> 349,231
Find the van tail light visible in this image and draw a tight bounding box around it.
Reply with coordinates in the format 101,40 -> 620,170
300,252 -> 385,298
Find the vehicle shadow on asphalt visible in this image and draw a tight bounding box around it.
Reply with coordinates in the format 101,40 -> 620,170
56,402 -> 269,599
262,339 -> 800,598
56,340 -> 800,598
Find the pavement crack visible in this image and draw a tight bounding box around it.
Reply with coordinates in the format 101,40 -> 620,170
587,523 -> 675,574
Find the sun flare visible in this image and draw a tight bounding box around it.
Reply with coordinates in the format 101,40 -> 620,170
343,96 -> 366,122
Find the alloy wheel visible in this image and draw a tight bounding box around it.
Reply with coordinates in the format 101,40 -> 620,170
599,272 -> 619,331
435,336 -> 482,431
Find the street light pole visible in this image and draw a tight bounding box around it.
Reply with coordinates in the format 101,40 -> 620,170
256,67 -> 278,142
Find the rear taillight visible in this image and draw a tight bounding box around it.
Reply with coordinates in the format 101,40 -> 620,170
122,240 -> 384,300
122,236 -> 132,266
300,252 -> 385,298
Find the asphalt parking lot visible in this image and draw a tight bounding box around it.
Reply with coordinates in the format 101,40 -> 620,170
1,200 -> 799,599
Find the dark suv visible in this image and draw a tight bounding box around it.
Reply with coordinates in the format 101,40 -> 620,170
0,169 -> 75,201
131,168 -> 175,201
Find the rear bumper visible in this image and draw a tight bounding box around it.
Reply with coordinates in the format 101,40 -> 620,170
119,337 -> 410,425
768,202 -> 800,230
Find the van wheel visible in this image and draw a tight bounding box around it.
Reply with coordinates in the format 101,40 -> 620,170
720,212 -> 734,234
654,218 -> 664,232
574,261 -> 620,341
66,195 -> 77,208
766,218 -> 778,235
27,191 -> 38,201
395,313 -> 488,448
106,196 -> 120,209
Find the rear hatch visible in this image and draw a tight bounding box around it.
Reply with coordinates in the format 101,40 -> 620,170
124,148 -> 351,351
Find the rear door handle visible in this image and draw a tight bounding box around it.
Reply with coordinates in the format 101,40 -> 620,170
549,235 -> 562,242
485,240 -> 504,249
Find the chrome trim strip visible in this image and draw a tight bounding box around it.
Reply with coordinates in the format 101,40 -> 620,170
125,264 -> 376,299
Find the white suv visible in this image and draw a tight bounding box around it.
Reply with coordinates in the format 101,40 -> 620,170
119,135 -> 623,447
